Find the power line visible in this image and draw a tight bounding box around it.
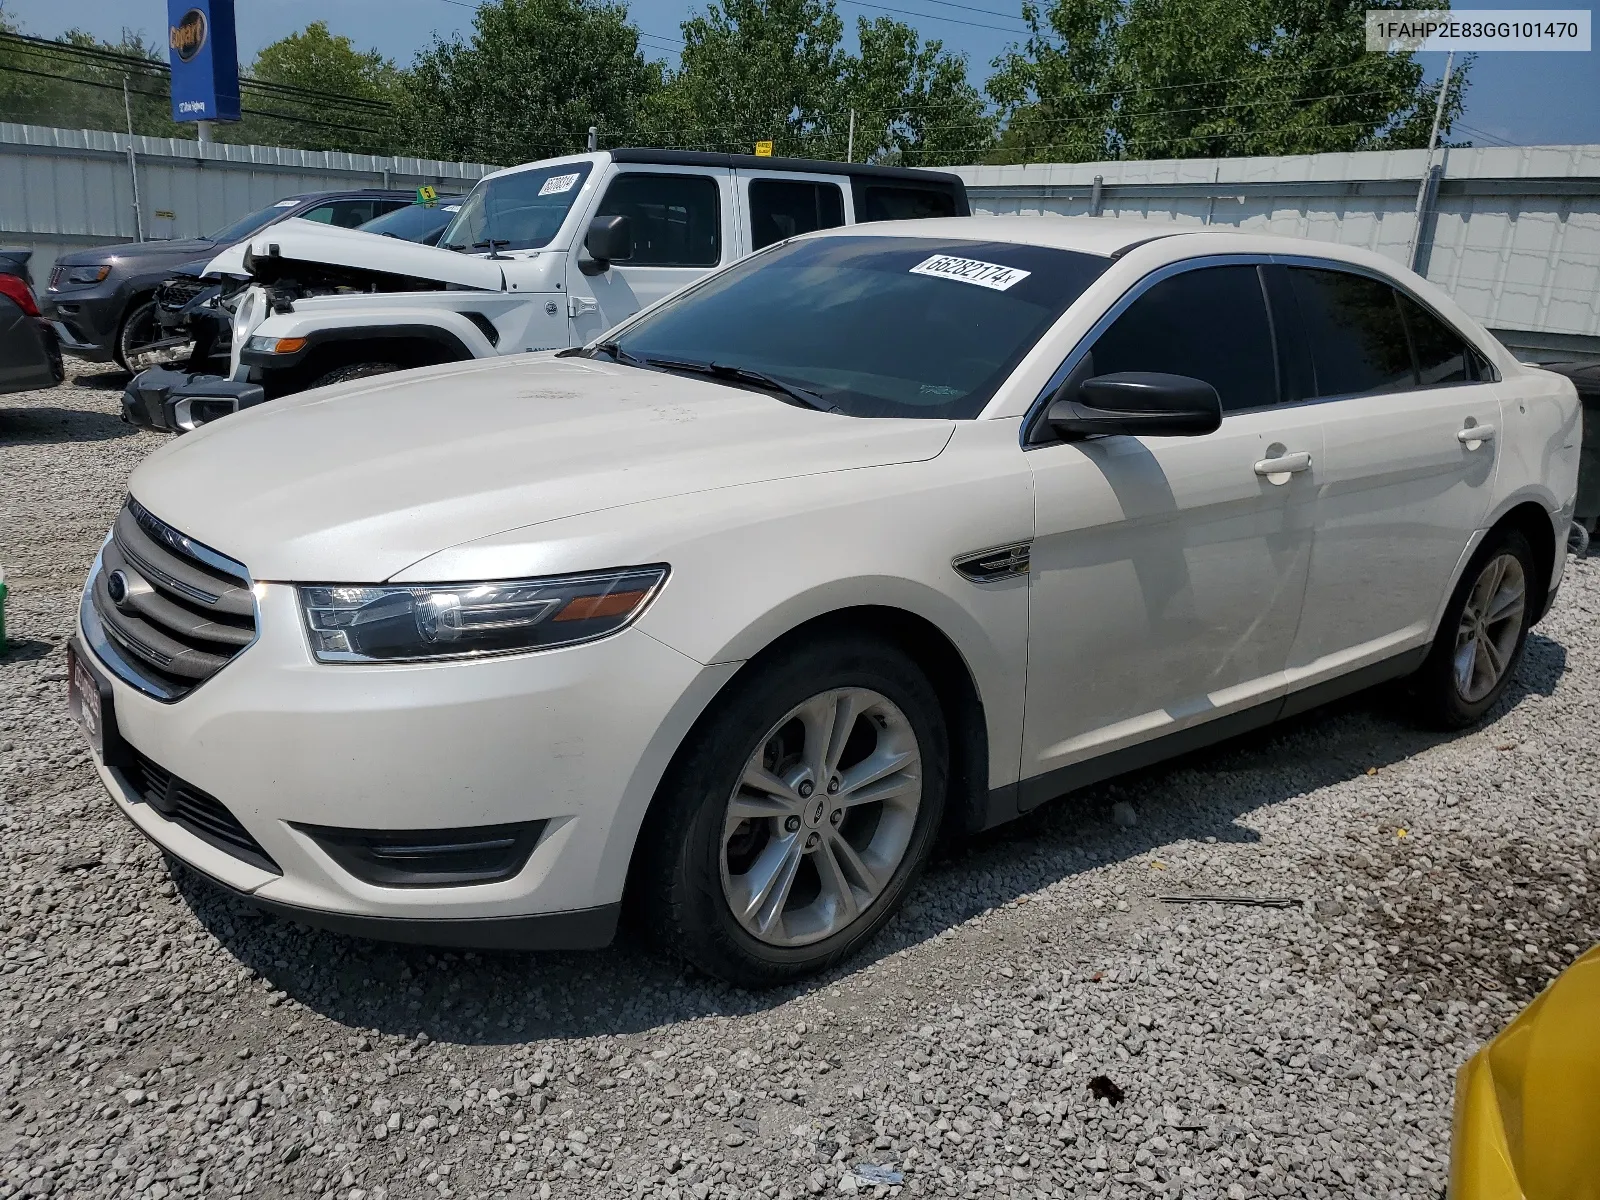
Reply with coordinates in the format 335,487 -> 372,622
836,0 -> 1026,32
0,63 -> 389,137
0,31 -> 397,113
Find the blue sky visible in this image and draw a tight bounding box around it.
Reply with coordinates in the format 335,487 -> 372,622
3,0 -> 1595,147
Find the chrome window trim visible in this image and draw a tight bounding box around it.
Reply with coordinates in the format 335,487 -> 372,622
1021,251 -> 1500,448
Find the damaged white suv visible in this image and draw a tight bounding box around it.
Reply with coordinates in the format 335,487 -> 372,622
70,218 -> 1580,986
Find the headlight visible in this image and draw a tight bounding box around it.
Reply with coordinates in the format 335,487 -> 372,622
245,334 -> 307,355
297,566 -> 669,663
67,265 -> 112,284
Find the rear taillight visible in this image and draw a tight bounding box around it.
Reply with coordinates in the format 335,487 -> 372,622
0,272 -> 40,317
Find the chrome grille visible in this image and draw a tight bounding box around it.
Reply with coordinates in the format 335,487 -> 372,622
89,498 -> 255,699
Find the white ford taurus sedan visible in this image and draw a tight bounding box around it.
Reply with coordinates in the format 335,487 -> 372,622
70,216 -> 1580,985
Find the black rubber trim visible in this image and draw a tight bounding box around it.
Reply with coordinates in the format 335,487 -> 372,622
608,147 -> 965,189
296,820 -> 546,888
979,647 -> 1428,828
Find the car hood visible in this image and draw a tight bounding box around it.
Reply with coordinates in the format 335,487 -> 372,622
202,218 -> 506,290
57,238 -> 217,268
128,355 -> 955,581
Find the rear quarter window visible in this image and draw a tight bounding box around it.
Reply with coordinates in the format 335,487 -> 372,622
856,185 -> 959,223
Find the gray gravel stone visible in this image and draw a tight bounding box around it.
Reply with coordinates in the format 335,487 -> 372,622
3,366 -> 1597,1199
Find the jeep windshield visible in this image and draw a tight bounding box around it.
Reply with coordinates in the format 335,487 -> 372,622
439,162 -> 595,253
604,235 -> 1112,420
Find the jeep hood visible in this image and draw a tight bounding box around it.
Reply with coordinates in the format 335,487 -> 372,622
128,356 -> 955,581
201,217 -> 506,291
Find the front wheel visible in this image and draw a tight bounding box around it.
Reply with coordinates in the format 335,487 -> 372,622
1410,527 -> 1537,729
309,362 -> 402,389
636,635 -> 948,987
114,300 -> 161,372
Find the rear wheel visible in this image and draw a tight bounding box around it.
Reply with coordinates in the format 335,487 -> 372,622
636,634 -> 947,987
1410,527 -> 1537,728
309,362 -> 402,389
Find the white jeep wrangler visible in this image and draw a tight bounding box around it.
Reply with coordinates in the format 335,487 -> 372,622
125,148 -> 968,429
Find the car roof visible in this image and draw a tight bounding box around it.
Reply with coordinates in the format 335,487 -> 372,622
277,190 -> 458,203
609,148 -> 964,189
479,149 -> 963,190
811,214 -> 1383,263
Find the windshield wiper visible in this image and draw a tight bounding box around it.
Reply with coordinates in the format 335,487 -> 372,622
643,357 -> 839,413
472,238 -> 511,260
581,340 -> 647,368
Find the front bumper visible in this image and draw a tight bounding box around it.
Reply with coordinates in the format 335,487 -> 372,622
43,290 -> 121,360
78,576 -> 734,944
122,367 -> 265,432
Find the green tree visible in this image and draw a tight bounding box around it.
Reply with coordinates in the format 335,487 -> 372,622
0,25 -> 180,137
987,0 -> 1469,162
243,20 -> 403,154
845,17 -> 994,165
400,0 -> 663,165
651,0 -> 993,164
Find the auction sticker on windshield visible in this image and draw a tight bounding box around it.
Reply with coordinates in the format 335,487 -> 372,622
909,254 -> 1032,291
539,173 -> 582,196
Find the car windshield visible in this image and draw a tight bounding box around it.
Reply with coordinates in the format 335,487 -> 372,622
608,236 -> 1112,419
206,203 -> 293,245
440,162 -> 594,253
359,202 -> 461,243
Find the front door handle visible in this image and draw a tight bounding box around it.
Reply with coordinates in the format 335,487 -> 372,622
1254,451 -> 1312,484
1458,423 -> 1495,447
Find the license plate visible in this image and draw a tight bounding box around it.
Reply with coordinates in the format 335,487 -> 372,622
67,641 -> 106,757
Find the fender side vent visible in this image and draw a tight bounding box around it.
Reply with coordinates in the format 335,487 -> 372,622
953,542 -> 1031,583
461,311 -> 500,346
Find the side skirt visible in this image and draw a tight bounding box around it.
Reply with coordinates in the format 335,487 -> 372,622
978,647 -> 1427,831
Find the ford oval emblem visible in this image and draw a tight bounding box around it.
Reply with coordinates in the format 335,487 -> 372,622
106,570 -> 130,605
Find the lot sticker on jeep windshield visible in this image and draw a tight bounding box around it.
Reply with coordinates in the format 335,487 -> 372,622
909,254 -> 1031,291
538,173 -> 582,196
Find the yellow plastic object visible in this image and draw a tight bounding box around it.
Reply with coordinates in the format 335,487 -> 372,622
1450,945 -> 1600,1199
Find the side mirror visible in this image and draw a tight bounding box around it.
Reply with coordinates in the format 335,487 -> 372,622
1046,371 -> 1222,440
582,215 -> 633,269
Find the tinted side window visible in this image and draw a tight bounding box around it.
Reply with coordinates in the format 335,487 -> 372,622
1398,293 -> 1472,386
299,199 -> 386,228
1087,265 -> 1277,412
1290,268 -> 1415,397
858,185 -> 956,223
597,173 -> 720,267
749,180 -> 845,250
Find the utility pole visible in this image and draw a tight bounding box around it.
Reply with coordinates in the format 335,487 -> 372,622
123,76 -> 145,242
846,109 -> 855,164
1408,50 -> 1454,271
587,125 -> 598,152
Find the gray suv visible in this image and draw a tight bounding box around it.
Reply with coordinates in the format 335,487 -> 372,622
42,190 -> 421,370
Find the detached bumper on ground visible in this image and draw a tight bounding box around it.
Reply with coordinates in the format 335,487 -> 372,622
122,366 -> 266,432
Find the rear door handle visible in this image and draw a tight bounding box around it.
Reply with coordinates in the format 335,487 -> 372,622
1254,451 -> 1312,483
1458,423 -> 1495,446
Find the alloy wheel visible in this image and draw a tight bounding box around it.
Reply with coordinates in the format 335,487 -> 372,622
1452,552 -> 1526,703
719,687 -> 922,947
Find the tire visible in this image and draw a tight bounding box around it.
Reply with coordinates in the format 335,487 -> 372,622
309,362 -> 402,389
1410,527 -> 1538,729
635,633 -> 948,988
114,299 -> 160,372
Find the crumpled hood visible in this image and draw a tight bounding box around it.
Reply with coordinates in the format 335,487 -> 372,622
128,356 -> 955,581
203,217 -> 505,290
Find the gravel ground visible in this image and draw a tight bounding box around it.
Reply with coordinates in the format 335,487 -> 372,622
2,365 -> 1598,1200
